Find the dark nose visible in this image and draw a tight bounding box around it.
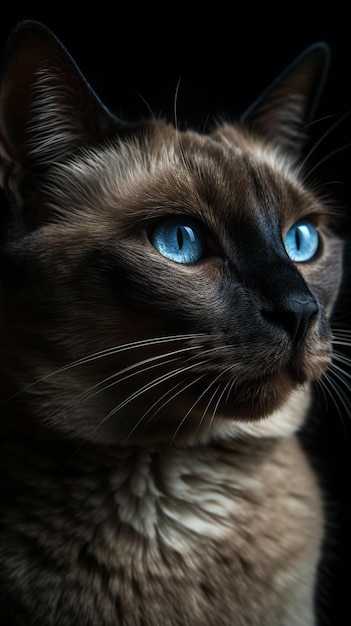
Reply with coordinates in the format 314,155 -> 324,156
262,295 -> 318,345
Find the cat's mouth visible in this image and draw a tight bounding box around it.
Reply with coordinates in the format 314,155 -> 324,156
191,345 -> 331,423
58,331 -> 332,445
218,370 -> 300,421
71,342 -> 332,447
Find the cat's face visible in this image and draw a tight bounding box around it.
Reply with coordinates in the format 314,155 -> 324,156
0,23 -> 343,445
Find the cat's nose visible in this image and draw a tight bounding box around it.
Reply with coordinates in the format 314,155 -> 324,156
262,295 -> 318,345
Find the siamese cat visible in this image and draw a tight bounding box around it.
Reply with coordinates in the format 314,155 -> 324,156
0,20 -> 345,626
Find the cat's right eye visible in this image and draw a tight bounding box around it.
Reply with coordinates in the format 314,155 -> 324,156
284,219 -> 320,263
150,217 -> 206,264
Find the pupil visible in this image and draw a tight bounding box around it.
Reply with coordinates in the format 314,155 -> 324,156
296,228 -> 301,250
177,227 -> 184,250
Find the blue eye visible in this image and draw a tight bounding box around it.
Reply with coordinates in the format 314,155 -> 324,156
150,217 -> 205,264
284,219 -> 319,263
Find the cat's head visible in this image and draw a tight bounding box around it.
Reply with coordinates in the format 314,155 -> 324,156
0,22 -> 343,445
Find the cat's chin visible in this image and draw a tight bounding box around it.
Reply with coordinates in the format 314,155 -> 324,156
97,370 -> 307,447
209,385 -> 312,442
217,353 -> 328,423
88,350 -> 329,447
167,372 -> 310,444
208,369 -> 297,422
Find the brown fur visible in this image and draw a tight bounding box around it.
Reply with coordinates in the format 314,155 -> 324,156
0,22 -> 343,625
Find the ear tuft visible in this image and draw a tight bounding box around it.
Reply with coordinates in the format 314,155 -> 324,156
241,42 -> 331,154
0,20 -> 116,205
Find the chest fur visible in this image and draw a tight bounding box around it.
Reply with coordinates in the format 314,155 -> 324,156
0,436 -> 323,626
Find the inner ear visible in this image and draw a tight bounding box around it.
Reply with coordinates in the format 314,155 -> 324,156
0,20 -> 116,207
240,42 -> 330,154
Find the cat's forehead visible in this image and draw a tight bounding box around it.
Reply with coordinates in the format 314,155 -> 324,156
48,118 -> 318,231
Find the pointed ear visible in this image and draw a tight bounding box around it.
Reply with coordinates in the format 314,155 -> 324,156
241,42 -> 330,154
0,20 -> 116,208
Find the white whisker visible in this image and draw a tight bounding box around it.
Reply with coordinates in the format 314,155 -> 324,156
332,339 -> 351,348
168,374 -> 217,444
91,359 -> 208,439
328,362 -> 351,392
193,368 -> 234,437
3,333 -> 205,402
313,376 -> 330,413
298,111 -> 351,178
331,354 -> 351,373
321,370 -> 350,432
173,77 -> 182,134
304,143 -> 351,182
225,373 -> 239,403
72,345 -> 201,405
144,374 -> 207,426
207,379 -> 233,434
127,374 -> 207,444
199,385 -> 223,433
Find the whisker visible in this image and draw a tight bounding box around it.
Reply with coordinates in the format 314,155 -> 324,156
144,374 -> 207,426
207,379 -> 234,434
44,342 -> 207,427
225,373 -> 239,403
91,359 -> 208,439
329,360 -> 351,382
168,374 -> 219,444
132,88 -> 156,119
198,384 -> 224,434
3,334 -> 205,402
332,338 -> 351,347
127,374 -> 207,444
202,110 -> 212,134
327,362 -> 351,390
325,357 -> 351,415
332,335 -> 351,346
193,368 -> 235,437
321,370 -> 350,432
313,376 -> 330,413
173,76 -> 182,133
172,76 -> 196,179
72,345 -> 201,405
47,355 -> 183,425
303,143 -> 351,183
138,380 -> 185,423
298,111 -> 351,177
123,380 -> 186,443
331,352 -> 351,369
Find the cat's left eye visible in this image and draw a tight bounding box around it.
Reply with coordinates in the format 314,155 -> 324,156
284,219 -> 319,263
150,217 -> 206,264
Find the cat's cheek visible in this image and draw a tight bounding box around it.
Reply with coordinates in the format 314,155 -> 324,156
298,236 -> 343,316
226,386 -> 313,439
133,253 -> 226,320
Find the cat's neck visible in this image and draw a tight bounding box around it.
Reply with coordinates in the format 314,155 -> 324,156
1,429 -> 320,566
0,385 -> 312,547
1,432 -> 276,539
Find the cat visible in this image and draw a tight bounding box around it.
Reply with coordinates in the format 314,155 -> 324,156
0,20 -> 345,626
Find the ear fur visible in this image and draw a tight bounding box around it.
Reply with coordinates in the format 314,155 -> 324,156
241,42 -> 330,154
0,20 -> 116,207
0,24 -> 331,221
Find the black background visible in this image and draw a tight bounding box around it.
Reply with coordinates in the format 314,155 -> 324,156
1,3 -> 350,625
